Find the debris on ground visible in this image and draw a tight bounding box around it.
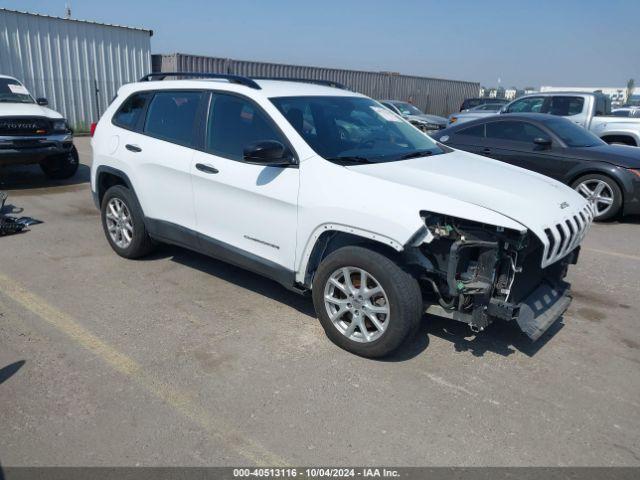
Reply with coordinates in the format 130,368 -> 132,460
0,191 -> 42,236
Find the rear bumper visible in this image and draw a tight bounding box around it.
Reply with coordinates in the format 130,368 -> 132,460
0,134 -> 74,166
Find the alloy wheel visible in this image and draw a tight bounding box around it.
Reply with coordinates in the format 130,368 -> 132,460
575,179 -> 614,218
105,198 -> 134,249
323,266 -> 390,343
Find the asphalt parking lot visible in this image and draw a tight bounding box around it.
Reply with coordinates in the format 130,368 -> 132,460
1,137 -> 639,467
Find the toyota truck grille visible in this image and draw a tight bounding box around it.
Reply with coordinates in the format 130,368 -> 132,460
542,204 -> 594,267
0,117 -> 51,136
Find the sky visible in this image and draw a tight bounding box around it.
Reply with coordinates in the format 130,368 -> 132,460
4,0 -> 639,88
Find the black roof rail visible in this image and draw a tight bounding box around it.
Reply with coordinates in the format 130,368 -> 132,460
139,72 -> 261,90
252,77 -> 348,90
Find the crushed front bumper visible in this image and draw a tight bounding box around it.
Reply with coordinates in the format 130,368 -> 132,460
486,280 -> 571,341
0,134 -> 74,166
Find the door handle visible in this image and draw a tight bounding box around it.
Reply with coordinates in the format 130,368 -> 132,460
125,144 -> 142,153
482,148 -> 492,154
195,163 -> 219,174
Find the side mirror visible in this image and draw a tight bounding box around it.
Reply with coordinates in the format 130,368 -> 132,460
36,98 -> 48,106
533,136 -> 552,147
243,140 -> 293,166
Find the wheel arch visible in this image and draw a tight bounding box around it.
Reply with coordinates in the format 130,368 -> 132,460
297,226 -> 405,288
600,134 -> 638,146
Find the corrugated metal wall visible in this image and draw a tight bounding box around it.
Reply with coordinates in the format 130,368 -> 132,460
0,9 -> 151,130
153,53 -> 479,116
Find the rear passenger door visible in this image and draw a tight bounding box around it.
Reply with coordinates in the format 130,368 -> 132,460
191,92 -> 299,275
128,90 -> 205,236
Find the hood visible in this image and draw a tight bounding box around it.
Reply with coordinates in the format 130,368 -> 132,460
407,113 -> 448,125
0,102 -> 63,119
568,144 -> 640,169
346,149 -> 591,256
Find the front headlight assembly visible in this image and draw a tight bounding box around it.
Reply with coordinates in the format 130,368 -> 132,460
52,119 -> 70,133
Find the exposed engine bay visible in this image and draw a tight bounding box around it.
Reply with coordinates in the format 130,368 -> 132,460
405,213 -> 579,340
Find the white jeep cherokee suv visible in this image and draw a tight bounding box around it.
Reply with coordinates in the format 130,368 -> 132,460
91,73 -> 593,358
0,75 -> 79,179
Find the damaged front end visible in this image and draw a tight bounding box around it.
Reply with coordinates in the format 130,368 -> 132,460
405,213 -> 579,340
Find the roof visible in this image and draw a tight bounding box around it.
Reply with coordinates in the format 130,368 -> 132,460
121,78 -> 365,98
0,8 -> 153,35
445,113 -> 576,131
0,74 -> 19,81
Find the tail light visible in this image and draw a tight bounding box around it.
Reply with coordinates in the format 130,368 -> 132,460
90,122 -> 97,137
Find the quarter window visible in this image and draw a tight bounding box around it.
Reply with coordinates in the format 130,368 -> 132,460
486,121 -> 547,143
144,91 -> 204,146
206,93 -> 286,161
457,124 -> 485,137
113,93 -> 150,130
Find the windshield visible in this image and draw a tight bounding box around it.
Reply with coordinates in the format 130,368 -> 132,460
546,118 -> 604,147
392,102 -> 423,116
271,96 -> 444,163
0,78 -> 34,104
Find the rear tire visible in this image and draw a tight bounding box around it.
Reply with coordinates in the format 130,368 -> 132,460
312,246 -> 422,358
571,174 -> 622,221
40,146 -> 79,179
101,185 -> 155,259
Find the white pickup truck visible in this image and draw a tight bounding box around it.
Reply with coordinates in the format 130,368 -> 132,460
503,92 -> 640,146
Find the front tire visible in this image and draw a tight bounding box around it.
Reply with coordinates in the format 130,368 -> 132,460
101,185 -> 155,259
312,246 -> 422,358
40,146 -> 79,179
571,174 -> 622,221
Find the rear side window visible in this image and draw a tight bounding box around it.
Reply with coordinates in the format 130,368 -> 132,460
486,121 -> 546,142
144,91 -> 204,146
457,124 -> 485,137
548,96 -> 584,116
113,93 -> 149,130
206,93 -> 286,161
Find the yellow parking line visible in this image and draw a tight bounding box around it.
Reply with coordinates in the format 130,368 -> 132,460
584,248 -> 640,262
0,272 -> 287,466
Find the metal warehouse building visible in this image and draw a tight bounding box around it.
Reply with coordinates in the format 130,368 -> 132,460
0,8 -> 152,130
153,53 -> 479,117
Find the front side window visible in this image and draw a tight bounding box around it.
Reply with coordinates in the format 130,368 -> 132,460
206,93 -> 286,161
113,92 -> 150,130
0,78 -> 34,104
486,121 -> 546,143
506,97 -> 545,113
271,96 -> 444,163
548,96 -> 584,116
144,91 -> 204,146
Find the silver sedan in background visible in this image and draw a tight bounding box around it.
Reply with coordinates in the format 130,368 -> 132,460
447,102 -> 504,125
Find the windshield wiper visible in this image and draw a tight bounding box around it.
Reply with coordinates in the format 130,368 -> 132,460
399,150 -> 435,160
325,155 -> 373,164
